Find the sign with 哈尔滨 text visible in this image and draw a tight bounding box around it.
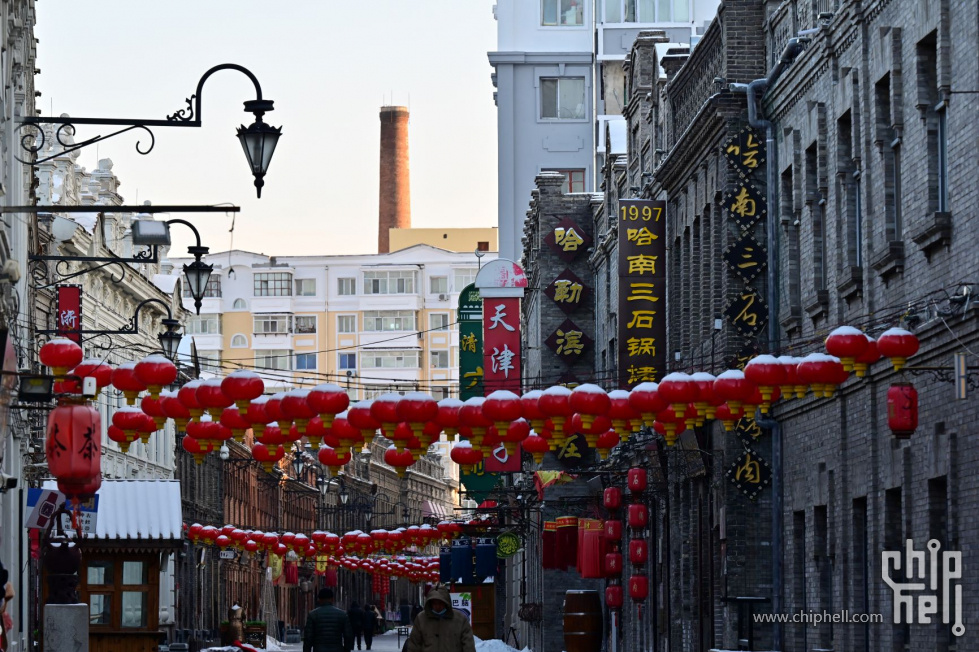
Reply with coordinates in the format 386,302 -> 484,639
617,199 -> 667,389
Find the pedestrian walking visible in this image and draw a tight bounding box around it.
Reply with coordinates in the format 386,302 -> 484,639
303,588 -> 353,652
363,604 -> 380,650
348,601 -> 365,650
405,586 -> 476,652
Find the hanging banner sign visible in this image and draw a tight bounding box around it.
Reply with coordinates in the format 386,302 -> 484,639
56,285 -> 83,344
617,200 -> 666,389
458,284 -> 484,400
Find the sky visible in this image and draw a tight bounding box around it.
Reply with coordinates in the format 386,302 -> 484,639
35,1 -> 499,257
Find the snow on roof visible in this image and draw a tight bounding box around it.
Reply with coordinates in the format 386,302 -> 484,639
43,479 -> 182,541
152,274 -> 179,295
608,119 -> 628,155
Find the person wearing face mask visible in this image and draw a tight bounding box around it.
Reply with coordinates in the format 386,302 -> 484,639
404,586 -> 476,652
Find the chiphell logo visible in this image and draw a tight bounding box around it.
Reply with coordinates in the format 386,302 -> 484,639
882,539 -> 963,636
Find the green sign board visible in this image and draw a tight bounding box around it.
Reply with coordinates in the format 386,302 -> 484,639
496,532 -> 521,558
458,283 -> 484,400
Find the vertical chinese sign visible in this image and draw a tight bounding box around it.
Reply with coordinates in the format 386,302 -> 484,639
617,200 -> 666,389
56,285 -> 83,344
458,284 -> 484,400
476,259 -> 527,473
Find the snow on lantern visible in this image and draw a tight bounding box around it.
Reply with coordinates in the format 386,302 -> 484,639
657,373 -> 698,420
521,434 -> 549,465
281,389 -> 316,433
134,354 -> 177,399
743,355 -> 786,412
690,372 -> 718,422
628,382 -> 666,427
347,400 -> 381,447
196,379 -> 233,419
177,379 -> 205,421
607,390 -> 638,442
221,370 -> 265,410
39,338 -> 84,377
569,384 -> 611,430
370,393 -> 402,440
776,356 -> 806,399
397,392 -> 439,439
112,362 -> 147,405
877,328 -> 920,371
712,370 -> 754,411
853,337 -> 882,378
307,383 -> 349,429
825,325 -> 869,372
482,390 -> 523,435
71,359 -> 113,397
384,445 -> 415,477
538,386 -> 573,430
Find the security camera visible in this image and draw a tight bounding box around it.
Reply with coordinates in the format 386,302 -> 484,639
0,472 -> 17,492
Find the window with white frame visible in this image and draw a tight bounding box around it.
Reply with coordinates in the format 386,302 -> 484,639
363,270 -> 416,295
183,275 -> 221,298
542,0 -> 584,25
604,0 -> 687,22
253,272 -> 293,297
429,313 -> 449,331
362,350 -> 421,369
541,78 -> 586,120
337,315 -> 357,333
230,334 -> 248,348
363,310 -> 416,332
253,314 -> 292,334
232,298 -> 247,310
294,353 -> 317,370
430,350 -> 450,369
185,314 -> 221,335
196,351 -> 222,373
337,278 -> 356,296
255,350 -> 292,370
295,278 -> 316,296
452,268 -> 477,292
295,316 -> 317,334
338,353 -> 356,370
430,276 -> 448,294
543,169 -> 586,193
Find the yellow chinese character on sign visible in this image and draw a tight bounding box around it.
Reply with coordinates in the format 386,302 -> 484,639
627,310 -> 657,329
737,246 -> 760,269
626,227 -> 658,246
742,133 -> 760,168
554,227 -> 585,252
627,365 -> 658,384
730,187 -> 757,218
460,333 -> 478,353
558,433 -> 581,459
735,454 -> 761,483
626,254 -> 658,275
734,293 -> 759,327
463,367 -> 483,389
553,280 -> 583,304
626,283 -> 659,303
738,417 -> 762,439
555,329 -> 584,356
626,337 -> 656,357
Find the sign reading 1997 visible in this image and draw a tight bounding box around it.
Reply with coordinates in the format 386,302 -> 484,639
620,201 -> 663,222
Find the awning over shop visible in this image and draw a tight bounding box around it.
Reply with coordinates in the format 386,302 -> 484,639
43,479 -> 183,542
422,500 -> 447,520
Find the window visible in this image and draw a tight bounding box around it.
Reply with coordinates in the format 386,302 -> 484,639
232,298 -> 247,310
430,276 -> 448,294
295,278 -> 316,296
295,316 -> 317,334
937,104 -> 948,212
185,314 -> 221,335
363,310 -> 416,332
543,169 -> 586,193
338,353 -> 356,370
431,350 -> 449,368
542,0 -> 583,25
295,353 -> 317,370
363,270 -> 416,294
254,314 -> 292,334
255,350 -> 292,370
338,315 -> 357,333
183,274 -> 221,298
230,334 -> 248,348
337,278 -> 356,296
604,0 -> 685,22
82,557 -> 152,631
477,241 -> 490,251
453,268 -> 477,292
196,351 -> 221,373
429,313 -> 449,331
120,561 -> 149,628
541,78 -> 586,120
253,272 -> 292,297
362,350 -> 421,369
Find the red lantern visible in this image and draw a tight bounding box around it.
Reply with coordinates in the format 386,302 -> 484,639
629,539 -> 648,564
628,468 -> 647,493
628,382 -> 666,427
46,401 -> 101,500
220,408 -> 251,443
825,325 -> 869,371
370,393 -> 402,439
538,386 -> 573,429
712,370 -> 754,411
435,398 -> 464,437
71,359 -> 114,396
877,328 -> 920,371
657,373 -> 698,419
713,403 -> 741,431
258,423 -> 284,447
307,383 -> 350,428
252,443 -> 285,472
196,379 -> 233,419
629,574 -> 649,601
39,338 -> 84,377
887,383 -> 918,439
141,395 -> 168,431
521,434 -> 549,465
112,362 -> 147,405
605,584 -> 624,608
281,389 -> 316,433
181,433 -> 208,463
450,442 -> 483,473
215,535 -> 232,549
112,407 -> 148,452
397,392 -> 439,439
690,372 -> 717,422
178,380 -> 205,420
134,354 -> 177,399
627,504 -> 648,529
603,487 -> 622,510
776,356 -> 805,399
482,390 -> 523,434
264,392 -> 287,424
317,444 -> 352,472
161,389 -> 191,431
853,337 -> 881,378
348,399 -> 381,447
596,429 -> 620,460
743,355 -> 786,406
569,384 -> 611,430
607,390 -> 638,441
604,520 -> 622,540
499,417 -> 530,456
384,445 -> 415,477
221,370 -> 265,410
459,397 -> 493,446
246,396 -> 271,436
518,390 -> 546,432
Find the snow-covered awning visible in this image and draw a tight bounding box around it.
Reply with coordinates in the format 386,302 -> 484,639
422,500 -> 447,520
44,479 -> 183,544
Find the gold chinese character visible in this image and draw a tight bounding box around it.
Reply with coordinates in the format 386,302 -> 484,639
734,293 -> 759,326
735,454 -> 761,484
730,187 -> 757,218
626,337 -> 656,357
737,246 -> 760,268
627,365 -> 658,384
555,329 -> 584,356
463,367 -> 483,389
460,333 -> 478,353
627,227 -> 658,246
558,433 -> 581,459
626,254 -> 658,275
742,134 -> 760,168
553,279 -> 583,303
626,283 -> 659,303
554,227 -> 585,252
737,417 -> 762,439
627,310 -> 657,329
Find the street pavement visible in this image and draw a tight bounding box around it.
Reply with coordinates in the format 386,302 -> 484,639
278,628 -> 408,652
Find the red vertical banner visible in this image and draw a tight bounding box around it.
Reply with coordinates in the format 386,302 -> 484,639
483,297 -> 521,471
56,285 -> 83,344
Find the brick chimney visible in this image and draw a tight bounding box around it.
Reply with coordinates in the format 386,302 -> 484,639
378,106 -> 411,253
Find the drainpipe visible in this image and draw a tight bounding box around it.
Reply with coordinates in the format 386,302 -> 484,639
731,36 -> 807,652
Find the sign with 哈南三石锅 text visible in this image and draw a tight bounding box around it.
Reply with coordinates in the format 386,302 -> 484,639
724,233 -> 767,283
724,288 -> 768,338
724,181 -> 766,232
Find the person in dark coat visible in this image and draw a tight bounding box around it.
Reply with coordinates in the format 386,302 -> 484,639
362,603 -> 379,650
348,601 -> 365,650
304,588 -> 353,652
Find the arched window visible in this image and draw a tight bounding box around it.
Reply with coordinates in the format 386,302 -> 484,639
233,298 -> 247,310
230,334 -> 248,349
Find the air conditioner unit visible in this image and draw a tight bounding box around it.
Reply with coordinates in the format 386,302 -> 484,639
438,294 -> 449,301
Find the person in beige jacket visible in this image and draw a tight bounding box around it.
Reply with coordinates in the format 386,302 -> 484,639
405,586 -> 476,652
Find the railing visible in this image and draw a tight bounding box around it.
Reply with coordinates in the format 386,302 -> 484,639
664,19 -> 722,149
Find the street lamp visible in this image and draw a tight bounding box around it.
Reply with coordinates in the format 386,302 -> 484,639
237,100 -> 281,198
131,218 -> 215,315
159,318 -> 183,361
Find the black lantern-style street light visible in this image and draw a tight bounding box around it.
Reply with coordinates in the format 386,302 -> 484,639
237,100 -> 281,198
131,218 -> 213,315
182,249 -> 214,314
159,318 -> 183,361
